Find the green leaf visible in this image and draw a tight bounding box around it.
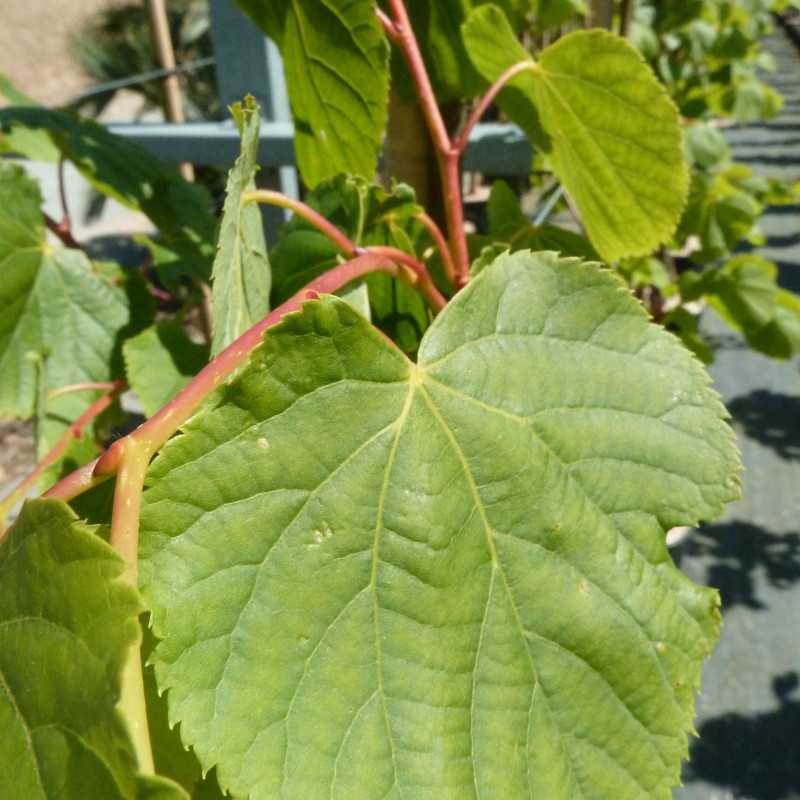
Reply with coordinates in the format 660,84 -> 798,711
463,8 -> 690,262
0,499 -> 142,798
0,162 -> 131,449
682,255 -> 800,359
270,175 -> 432,353
534,0 -> 589,31
716,75 -> 783,123
0,107 -> 215,277
676,170 -> 762,264
210,97 -> 271,356
683,122 -> 731,169
0,74 -> 60,161
480,180 -> 599,262
664,307 -> 714,365
140,251 -> 739,798
487,180 -> 529,234
234,0 -> 389,187
124,324 -> 209,417
141,625 -> 226,799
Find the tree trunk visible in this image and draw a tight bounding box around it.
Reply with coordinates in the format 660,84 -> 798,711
591,0 -> 614,29
384,89 -> 446,226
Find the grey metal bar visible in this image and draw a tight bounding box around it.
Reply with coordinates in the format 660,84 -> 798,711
106,120 -> 533,176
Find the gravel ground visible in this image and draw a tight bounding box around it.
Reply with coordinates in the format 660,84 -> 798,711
0,421 -> 35,500
0,0 -> 124,106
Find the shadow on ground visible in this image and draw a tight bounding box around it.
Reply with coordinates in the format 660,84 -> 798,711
684,673 -> 800,800
676,520 -> 800,611
728,390 -> 800,460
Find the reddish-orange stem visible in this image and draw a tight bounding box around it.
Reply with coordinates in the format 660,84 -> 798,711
377,7 -> 400,41
387,0 -> 451,153
383,0 -> 470,287
242,190 -> 358,255
454,60 -> 537,153
92,252 -> 444,478
415,211 -> 457,288
43,458 -> 105,504
244,188 -> 448,300
44,211 -> 80,249
0,381 -> 124,528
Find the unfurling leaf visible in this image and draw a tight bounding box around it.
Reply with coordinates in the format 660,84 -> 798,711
210,96 -> 271,355
463,6 -> 690,262
140,251 -> 739,799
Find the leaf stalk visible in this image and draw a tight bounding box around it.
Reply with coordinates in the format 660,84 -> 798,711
0,381 -> 125,529
454,60 -> 539,153
109,440 -> 155,774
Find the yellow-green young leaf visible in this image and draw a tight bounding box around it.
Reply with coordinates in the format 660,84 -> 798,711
211,97 -> 271,355
0,500 -> 140,798
124,324 -> 209,417
462,6 -> 690,262
140,251 -> 739,799
234,0 -> 389,187
0,162 -> 130,447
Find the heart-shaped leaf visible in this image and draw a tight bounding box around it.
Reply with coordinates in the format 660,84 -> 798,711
463,7 -> 690,262
140,251 -> 739,798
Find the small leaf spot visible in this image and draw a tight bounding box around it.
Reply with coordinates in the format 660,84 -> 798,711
257,437 -> 270,451
309,522 -> 334,547
655,641 -> 667,653
578,578 -> 590,595
551,521 -> 562,535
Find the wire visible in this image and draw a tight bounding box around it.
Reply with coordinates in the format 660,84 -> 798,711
66,56 -> 216,106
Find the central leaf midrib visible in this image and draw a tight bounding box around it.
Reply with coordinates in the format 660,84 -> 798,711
369,382 -> 415,795
416,380 -> 539,799
418,377 -> 679,785
422,373 -> 710,657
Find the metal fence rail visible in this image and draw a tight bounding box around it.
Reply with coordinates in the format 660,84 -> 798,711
106,0 -> 532,178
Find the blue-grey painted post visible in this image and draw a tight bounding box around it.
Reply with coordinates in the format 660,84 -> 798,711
208,0 -> 299,239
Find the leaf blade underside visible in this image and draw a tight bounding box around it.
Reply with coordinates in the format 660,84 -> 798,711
462,8 -> 690,263
140,252 -> 739,799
